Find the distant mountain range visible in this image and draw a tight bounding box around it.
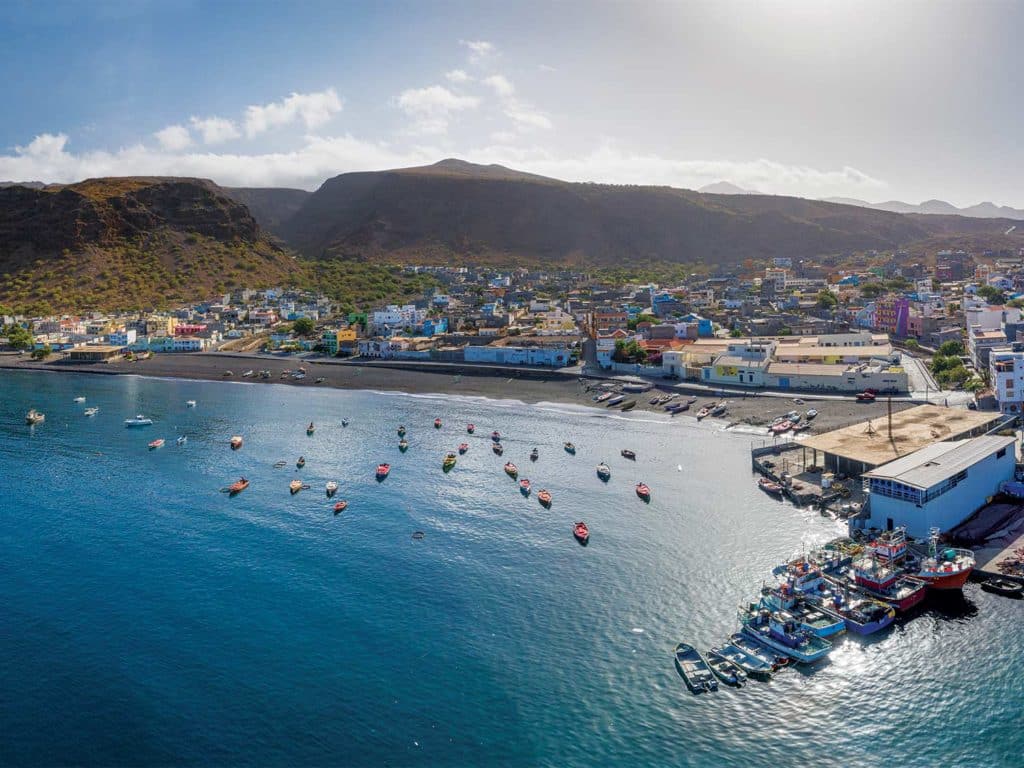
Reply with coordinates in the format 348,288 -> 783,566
822,196 -> 1024,220
697,181 -> 760,195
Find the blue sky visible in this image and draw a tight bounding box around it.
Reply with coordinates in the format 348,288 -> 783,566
2,0 -> 1022,205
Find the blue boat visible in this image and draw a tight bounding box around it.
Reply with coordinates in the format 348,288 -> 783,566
739,607 -> 832,664
728,633 -> 788,671
760,584 -> 846,638
819,592 -> 896,636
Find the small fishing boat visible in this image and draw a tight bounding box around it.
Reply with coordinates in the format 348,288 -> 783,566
434,418 -> 442,429
606,395 -> 625,407
856,390 -> 876,402
186,400 -> 197,408
695,406 -> 710,420
326,481 -> 339,498
504,462 -> 518,479
443,452 -> 458,472
649,395 -> 662,405
124,414 -> 152,427
728,633 -> 789,671
595,391 -> 614,403
306,422 -> 315,436
493,443 -> 504,456
710,402 -> 727,416
230,435 -> 243,450
333,500 -> 347,514
705,649 -> 747,687
412,531 -> 425,540
758,477 -> 784,496
564,442 -> 576,455
596,463 -> 611,481
520,478 -> 531,496
710,643 -> 772,681
84,407 -> 99,417
620,400 -> 637,411
273,460 -> 288,469
673,642 -> 718,694
376,463 -> 390,481
176,436 -> 187,446
806,408 -> 818,420
770,420 -> 793,435
621,449 -> 636,460
819,592 -> 896,635
739,608 -> 832,664
289,479 -> 303,495
148,438 -> 165,450
458,443 -> 469,454
530,448 -> 539,461
242,370 -> 254,378
467,423 -> 475,434
636,482 -> 651,502
296,456 -> 306,469
537,489 -> 552,508
399,439 -> 409,452
398,425 -> 407,437
491,430 -> 501,442
341,419 -> 349,427
573,521 -> 590,545
315,377 -> 326,384
981,578 -> 1024,598
227,477 -> 249,496
73,396 -> 86,403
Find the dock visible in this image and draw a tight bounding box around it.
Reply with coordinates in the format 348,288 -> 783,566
751,440 -> 866,513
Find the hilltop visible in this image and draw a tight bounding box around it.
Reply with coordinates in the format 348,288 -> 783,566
274,160 -> 1024,265
0,177 -> 298,312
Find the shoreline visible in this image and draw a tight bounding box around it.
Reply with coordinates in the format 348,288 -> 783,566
0,353 -> 913,434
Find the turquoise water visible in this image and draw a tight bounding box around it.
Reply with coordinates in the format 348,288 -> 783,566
1,370 -> 1022,766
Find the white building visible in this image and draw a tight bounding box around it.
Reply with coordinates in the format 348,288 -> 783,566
371,304 -> 425,333
989,346 -> 1024,413
859,435 -> 1015,537
107,329 -> 137,346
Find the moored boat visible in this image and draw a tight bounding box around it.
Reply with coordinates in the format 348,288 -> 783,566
73,396 -> 86,403
148,438 -> 165,450
399,439 -> 409,452
186,400 -> 197,408
296,456 -> 305,468
434,418 -> 442,429
326,480 -> 339,497
819,591 -> 896,635
398,425 -> 406,437
84,407 -> 99,417
695,406 -> 710,420
227,477 -> 249,495
673,642 -> 718,694
376,463 -> 391,481
596,463 -> 611,482
739,607 -> 832,664
850,557 -> 928,613
710,643 -> 772,681
503,461 -> 518,479
620,400 -> 637,411
519,478 -> 531,496
125,414 -> 152,427
230,435 -> 243,450
289,479 -> 303,495
728,633 -> 789,671
443,452 -> 457,471
636,482 -> 651,502
467,423 -> 475,434
306,422 -> 315,436
458,443 -> 469,454
564,442 -> 576,454
537,489 -> 552,508
595,391 -> 614,403
805,408 -> 818,420
530,448 -> 539,461
758,586 -> 846,637
705,649 -> 746,687
981,578 -> 1024,598
573,521 -> 590,545
916,528 -> 974,590
606,394 -> 625,407
491,430 -> 501,442
333,500 -> 348,514
710,401 -> 727,416
176,436 -> 187,446
493,443 -> 504,456
621,449 -> 636,460
758,477 -> 784,496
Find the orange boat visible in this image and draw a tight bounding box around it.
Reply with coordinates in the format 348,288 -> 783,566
636,482 -> 651,502
333,500 -> 348,514
573,521 -> 590,545
538,489 -> 552,508
289,479 -> 303,495
148,438 -> 164,450
230,435 -> 243,450
376,463 -> 391,481
504,462 -> 518,479
228,477 -> 249,495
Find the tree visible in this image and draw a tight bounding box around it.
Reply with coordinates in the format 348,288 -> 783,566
292,317 -> 315,336
3,324 -> 33,350
816,289 -> 838,310
964,377 -> 985,393
977,285 -> 1006,304
30,345 -> 51,360
860,283 -> 885,299
729,328 -> 743,338
904,338 -> 920,350
938,340 -> 964,357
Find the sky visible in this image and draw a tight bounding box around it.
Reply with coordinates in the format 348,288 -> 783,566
1,0 -> 1022,206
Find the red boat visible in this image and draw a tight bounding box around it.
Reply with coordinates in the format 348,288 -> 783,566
491,431 -> 501,442
227,477 -> 249,495
148,438 -> 164,450
636,482 -> 651,501
853,557 -> 928,612
519,478 -> 531,495
376,463 -> 391,481
758,477 -> 784,496
917,529 -> 974,590
467,424 -> 475,434
856,391 -> 876,402
573,521 -> 590,545
538,489 -> 552,508
333,500 -> 347,514
458,443 -> 469,454
434,418 -> 442,429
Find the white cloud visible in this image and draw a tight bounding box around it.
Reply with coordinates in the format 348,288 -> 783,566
396,85 -> 479,135
445,69 -> 471,83
460,39 -> 495,61
244,88 -> 343,137
504,105 -> 553,131
16,132 -> 69,159
490,130 -> 517,144
482,74 -> 515,98
189,116 -> 241,144
153,124 -> 192,151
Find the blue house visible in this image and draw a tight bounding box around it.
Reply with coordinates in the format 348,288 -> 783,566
422,317 -> 448,337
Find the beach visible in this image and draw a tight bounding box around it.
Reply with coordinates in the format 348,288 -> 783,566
0,351 -> 914,434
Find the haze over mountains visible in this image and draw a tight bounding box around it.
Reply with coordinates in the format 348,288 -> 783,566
1,159 -> 1023,311
822,197 -> 1024,220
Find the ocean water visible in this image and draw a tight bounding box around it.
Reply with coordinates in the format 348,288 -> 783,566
1,369 -> 1022,767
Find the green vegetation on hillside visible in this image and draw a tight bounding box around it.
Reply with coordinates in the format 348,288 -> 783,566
300,260 -> 439,315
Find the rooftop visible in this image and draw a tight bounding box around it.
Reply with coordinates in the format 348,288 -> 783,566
800,404 -> 1007,468
863,435 -> 1015,490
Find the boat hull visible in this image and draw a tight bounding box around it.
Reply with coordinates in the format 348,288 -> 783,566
918,567 -> 972,591
740,625 -> 830,664
845,612 -> 896,635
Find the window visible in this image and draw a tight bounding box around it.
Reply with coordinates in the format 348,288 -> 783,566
998,447 -> 1008,459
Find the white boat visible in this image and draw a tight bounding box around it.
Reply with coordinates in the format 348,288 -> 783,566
242,370 -> 255,378
606,394 -> 625,406
186,400 -> 197,408
125,414 -> 154,427
710,401 -> 727,416
621,382 -> 653,393
176,436 -> 187,445
325,480 -> 339,498
73,396 -> 86,403
25,409 -> 45,425
84,407 -> 99,417
806,409 -> 818,420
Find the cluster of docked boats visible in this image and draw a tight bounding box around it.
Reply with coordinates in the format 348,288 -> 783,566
676,528 -> 978,694
768,408 -> 816,435
592,390 -> 638,411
